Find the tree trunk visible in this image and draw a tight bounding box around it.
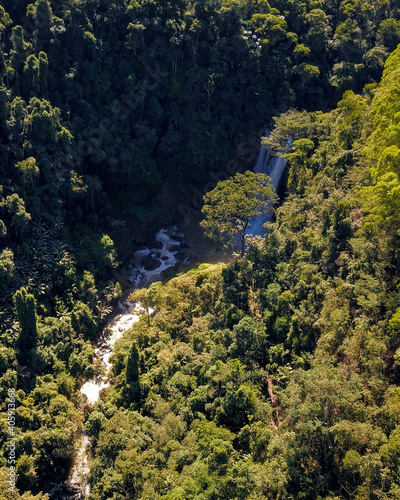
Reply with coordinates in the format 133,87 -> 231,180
240,234 -> 245,257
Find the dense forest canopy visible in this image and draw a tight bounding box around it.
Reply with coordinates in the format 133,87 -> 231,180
0,0 -> 400,498
86,52 -> 400,498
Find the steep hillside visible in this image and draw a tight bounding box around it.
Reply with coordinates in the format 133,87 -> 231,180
86,46 -> 400,499
0,1 -> 400,498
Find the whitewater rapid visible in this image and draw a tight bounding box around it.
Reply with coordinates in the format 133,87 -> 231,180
65,226 -> 190,498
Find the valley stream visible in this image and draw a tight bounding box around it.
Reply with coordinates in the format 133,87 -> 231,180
60,138 -> 286,499
63,226 -> 193,498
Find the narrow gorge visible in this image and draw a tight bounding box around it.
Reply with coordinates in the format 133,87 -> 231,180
63,139 -> 286,499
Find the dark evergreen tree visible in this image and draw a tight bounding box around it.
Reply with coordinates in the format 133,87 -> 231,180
124,342 -> 140,405
13,287 -> 38,360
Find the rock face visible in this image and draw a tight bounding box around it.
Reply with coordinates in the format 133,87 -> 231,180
174,251 -> 189,262
141,253 -> 162,271
170,234 -> 185,243
170,243 -> 190,252
146,240 -> 164,249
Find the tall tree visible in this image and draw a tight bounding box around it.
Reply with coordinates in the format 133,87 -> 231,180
13,287 -> 38,361
200,171 -> 278,256
125,343 -> 140,405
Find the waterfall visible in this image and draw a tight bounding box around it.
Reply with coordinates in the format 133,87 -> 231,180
61,134 -> 285,497
254,138 -> 271,174
248,132 -> 287,237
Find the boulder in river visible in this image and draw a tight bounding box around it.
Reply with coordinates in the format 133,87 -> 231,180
174,251 -> 189,262
170,234 -> 185,243
170,234 -> 190,248
141,254 -> 162,270
147,239 -> 164,250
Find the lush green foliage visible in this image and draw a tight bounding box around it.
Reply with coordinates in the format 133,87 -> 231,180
87,47 -> 400,499
201,171 -> 278,256
0,0 -> 400,497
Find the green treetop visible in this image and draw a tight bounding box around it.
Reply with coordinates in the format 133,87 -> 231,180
13,287 -> 38,364
125,343 -> 140,405
200,170 -> 278,257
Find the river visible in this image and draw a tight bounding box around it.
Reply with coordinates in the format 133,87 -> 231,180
58,137 -> 285,499
58,223 -> 232,499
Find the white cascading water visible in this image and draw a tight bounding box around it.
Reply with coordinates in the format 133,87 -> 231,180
63,136 -> 286,498
63,227 -> 189,499
248,132 -> 287,236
